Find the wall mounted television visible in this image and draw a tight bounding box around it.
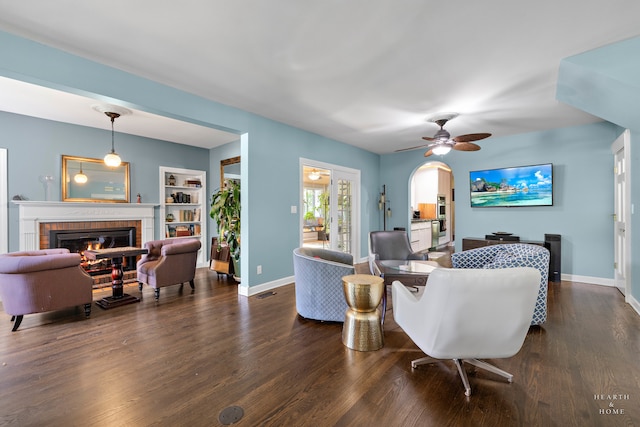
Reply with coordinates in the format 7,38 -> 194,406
470,163 -> 553,207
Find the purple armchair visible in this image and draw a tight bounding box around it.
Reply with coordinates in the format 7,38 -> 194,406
0,249 -> 93,331
137,238 -> 202,300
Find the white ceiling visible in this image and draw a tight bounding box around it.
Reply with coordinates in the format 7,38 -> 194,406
0,1 -> 639,154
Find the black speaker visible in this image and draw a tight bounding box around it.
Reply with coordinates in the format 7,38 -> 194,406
545,234 -> 561,282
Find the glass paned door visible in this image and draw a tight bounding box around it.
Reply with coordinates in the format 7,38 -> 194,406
301,160 -> 360,258
330,169 -> 358,255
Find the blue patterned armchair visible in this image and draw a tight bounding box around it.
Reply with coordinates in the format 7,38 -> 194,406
293,247 -> 354,322
451,243 -> 550,325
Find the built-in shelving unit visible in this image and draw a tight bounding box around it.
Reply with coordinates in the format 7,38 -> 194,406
159,166 -> 207,267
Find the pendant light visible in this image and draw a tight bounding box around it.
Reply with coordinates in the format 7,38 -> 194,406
103,111 -> 122,167
74,162 -> 88,184
308,169 -> 321,181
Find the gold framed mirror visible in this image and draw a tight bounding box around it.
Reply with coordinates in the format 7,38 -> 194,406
62,155 -> 130,203
220,156 -> 240,188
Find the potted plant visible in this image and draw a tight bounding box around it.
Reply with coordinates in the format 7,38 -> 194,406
210,180 -> 241,280
304,211 -> 315,225
318,191 -> 330,242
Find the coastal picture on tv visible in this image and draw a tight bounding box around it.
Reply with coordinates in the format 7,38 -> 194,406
470,163 -> 553,207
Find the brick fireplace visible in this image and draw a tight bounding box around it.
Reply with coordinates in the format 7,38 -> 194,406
45,221 -> 139,276
14,201 -> 156,287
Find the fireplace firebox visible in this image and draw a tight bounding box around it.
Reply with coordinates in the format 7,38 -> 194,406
50,227 -> 136,276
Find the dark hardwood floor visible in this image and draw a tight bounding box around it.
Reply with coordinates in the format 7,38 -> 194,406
0,268 -> 639,426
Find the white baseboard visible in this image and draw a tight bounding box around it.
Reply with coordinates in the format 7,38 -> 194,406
560,273 -> 615,287
238,275 -> 294,297
628,294 -> 640,316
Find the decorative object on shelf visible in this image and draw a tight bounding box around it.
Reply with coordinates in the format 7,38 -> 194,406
92,104 -> 132,167
210,179 -> 241,280
378,184 -> 392,230
73,163 -> 88,184
160,166 -> 207,267
136,193 -> 141,203
166,213 -> 175,222
39,175 -> 55,201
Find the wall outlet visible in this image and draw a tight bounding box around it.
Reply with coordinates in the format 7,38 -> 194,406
257,265 -> 262,274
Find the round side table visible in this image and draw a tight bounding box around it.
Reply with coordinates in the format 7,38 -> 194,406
341,274 -> 385,351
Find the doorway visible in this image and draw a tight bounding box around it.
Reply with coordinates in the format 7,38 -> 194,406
611,130 -> 631,298
409,161 -> 454,249
300,159 -> 360,258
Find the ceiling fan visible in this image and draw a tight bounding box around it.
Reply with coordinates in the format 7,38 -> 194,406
307,168 -> 330,181
397,114 -> 491,157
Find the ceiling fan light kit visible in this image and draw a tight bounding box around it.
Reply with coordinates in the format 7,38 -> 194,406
431,145 -> 452,156
396,113 -> 491,157
308,169 -> 321,181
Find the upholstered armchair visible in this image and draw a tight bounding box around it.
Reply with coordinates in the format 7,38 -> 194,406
368,230 -> 428,274
392,267 -> 540,396
451,243 -> 550,325
0,249 -> 93,331
137,238 -> 202,300
292,247 -> 355,322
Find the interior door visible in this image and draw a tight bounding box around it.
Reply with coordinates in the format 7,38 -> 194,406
611,131 -> 630,297
330,169 -> 359,255
300,159 -> 360,258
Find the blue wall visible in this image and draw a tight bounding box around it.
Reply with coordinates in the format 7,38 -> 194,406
2,29 -> 639,306
1,111 -> 210,246
0,30 -> 381,292
557,35 -> 640,305
380,121 -> 621,279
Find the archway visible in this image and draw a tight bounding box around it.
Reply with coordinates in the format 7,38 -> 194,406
409,161 -> 454,251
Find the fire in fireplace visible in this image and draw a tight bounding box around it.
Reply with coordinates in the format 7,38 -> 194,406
50,227 -> 136,276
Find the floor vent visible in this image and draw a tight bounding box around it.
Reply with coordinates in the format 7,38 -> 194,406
256,291 -> 276,299
219,406 -> 244,425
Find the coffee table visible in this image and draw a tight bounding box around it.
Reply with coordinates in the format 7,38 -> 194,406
375,260 -> 440,323
84,246 -> 148,309
376,260 -> 440,287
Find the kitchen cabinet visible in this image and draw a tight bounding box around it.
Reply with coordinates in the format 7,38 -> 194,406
410,221 -> 432,252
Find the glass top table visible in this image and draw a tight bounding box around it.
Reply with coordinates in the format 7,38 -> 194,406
378,260 -> 440,275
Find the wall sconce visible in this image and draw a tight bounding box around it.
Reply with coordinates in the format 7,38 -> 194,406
378,185 -> 391,230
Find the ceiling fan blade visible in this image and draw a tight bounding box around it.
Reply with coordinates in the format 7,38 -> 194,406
421,136 -> 436,142
453,142 -> 481,151
452,133 -> 491,143
395,142 -> 434,152
424,148 -> 434,157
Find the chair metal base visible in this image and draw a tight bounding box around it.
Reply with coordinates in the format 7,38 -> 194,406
411,356 -> 513,396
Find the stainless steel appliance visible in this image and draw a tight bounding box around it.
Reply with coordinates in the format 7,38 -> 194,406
437,194 -> 446,236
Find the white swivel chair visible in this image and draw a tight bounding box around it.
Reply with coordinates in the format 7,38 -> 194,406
392,267 -> 540,396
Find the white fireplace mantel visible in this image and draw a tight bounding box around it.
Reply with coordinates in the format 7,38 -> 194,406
13,201 -> 157,251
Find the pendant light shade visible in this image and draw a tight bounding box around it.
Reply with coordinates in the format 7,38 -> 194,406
308,169 -> 321,181
103,111 -> 122,167
74,163 -> 88,184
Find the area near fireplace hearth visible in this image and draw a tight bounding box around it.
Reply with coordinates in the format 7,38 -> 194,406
13,201 -> 156,287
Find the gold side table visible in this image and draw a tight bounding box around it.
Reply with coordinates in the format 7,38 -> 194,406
341,274 -> 385,351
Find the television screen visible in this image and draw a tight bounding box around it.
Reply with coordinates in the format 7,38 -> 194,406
470,163 -> 553,207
